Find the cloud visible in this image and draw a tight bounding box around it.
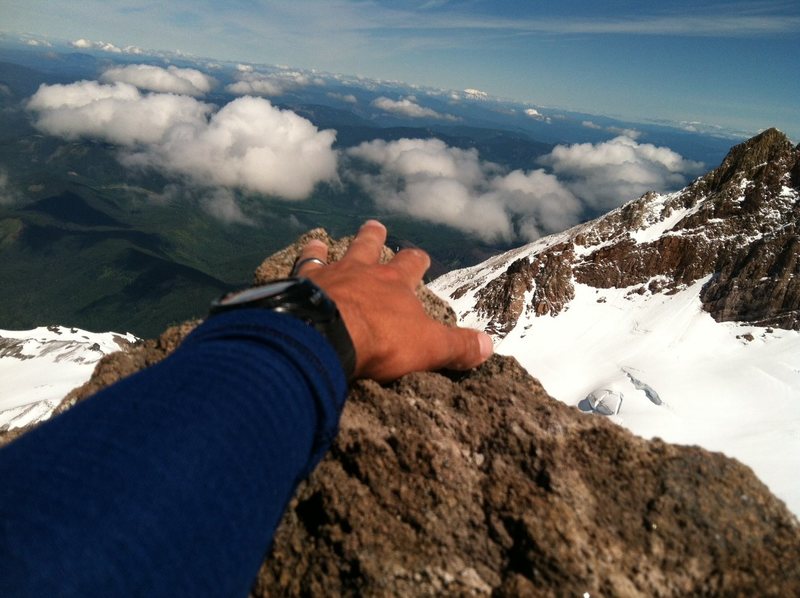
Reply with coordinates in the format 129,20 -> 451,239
327,92 -> 358,104
200,188 -> 253,225
347,134 -> 704,241
538,135 -> 704,210
100,64 -> 215,97
524,107 -> 551,123
27,81 -> 211,145
70,38 -> 143,55
23,38 -> 52,47
121,96 -> 338,199
0,169 -> 20,205
347,138 -> 579,242
371,96 -> 457,121
27,82 -> 338,201
582,120 -> 642,139
226,70 -> 322,97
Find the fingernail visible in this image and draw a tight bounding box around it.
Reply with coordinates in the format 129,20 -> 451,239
305,239 -> 327,248
478,332 -> 494,359
363,219 -> 386,231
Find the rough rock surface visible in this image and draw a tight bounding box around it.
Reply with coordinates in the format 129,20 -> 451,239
4,228 -> 800,595
441,128 -> 800,336
255,356 -> 800,597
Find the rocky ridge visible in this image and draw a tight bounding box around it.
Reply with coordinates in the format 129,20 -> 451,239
3,224 -> 800,595
440,128 -> 799,336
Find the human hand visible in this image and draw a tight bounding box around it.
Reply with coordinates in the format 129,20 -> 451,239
294,220 -> 493,382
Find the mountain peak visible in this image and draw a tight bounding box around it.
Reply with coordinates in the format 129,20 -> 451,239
434,129 -> 800,338
704,127 -> 795,193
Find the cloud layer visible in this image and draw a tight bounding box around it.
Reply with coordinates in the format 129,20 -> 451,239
122,96 -> 338,199
371,97 -> 456,121
538,135 -> 704,210
27,81 -> 211,145
70,38 -> 143,54
100,64 -> 215,96
226,70 -> 322,97
27,80 -> 338,200
24,71 -> 704,238
347,135 -> 704,242
347,138 -> 579,242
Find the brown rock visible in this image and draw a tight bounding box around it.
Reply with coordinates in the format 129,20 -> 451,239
473,242 -> 575,337
254,356 -> 800,596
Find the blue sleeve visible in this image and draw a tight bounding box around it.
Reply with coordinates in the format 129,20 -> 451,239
0,309 -> 348,597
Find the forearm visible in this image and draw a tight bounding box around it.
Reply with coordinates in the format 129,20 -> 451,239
0,309 -> 347,597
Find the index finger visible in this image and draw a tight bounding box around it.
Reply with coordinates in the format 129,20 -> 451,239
343,220 -> 387,264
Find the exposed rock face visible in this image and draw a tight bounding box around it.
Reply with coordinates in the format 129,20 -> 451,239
4,226 -> 800,595
437,128 -> 800,335
472,242 -> 577,336
255,356 -> 800,596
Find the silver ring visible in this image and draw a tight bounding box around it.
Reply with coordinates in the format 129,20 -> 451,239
291,257 -> 327,276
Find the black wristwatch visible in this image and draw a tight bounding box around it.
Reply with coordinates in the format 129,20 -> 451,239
208,277 -> 356,380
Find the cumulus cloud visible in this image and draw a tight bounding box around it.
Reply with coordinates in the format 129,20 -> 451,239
524,107 -> 551,123
70,38 -> 143,54
346,134 -> 703,241
371,96 -> 457,121
27,82 -> 338,201
327,92 -> 357,104
24,38 -> 52,47
226,70 -> 322,97
122,96 -> 338,199
347,138 -> 579,242
538,135 -> 704,210
26,81 -> 211,145
581,120 -> 642,139
100,64 -> 215,97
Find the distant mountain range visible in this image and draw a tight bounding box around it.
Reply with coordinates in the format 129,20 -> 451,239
432,128 -> 800,514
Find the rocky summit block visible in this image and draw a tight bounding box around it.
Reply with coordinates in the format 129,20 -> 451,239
4,230 -> 800,596
256,356 -> 800,597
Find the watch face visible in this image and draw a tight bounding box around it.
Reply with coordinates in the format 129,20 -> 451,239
219,279 -> 297,305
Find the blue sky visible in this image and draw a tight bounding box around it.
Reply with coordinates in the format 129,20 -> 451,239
4,0 -> 799,138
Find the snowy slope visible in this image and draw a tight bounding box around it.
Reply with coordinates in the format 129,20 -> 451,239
0,326 -> 137,430
433,271 -> 800,515
430,130 -> 800,516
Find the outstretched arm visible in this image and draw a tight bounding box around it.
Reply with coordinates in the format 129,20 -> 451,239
0,220 -> 491,597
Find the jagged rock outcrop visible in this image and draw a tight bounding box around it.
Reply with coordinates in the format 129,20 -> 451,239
4,226 -> 800,595
438,128 -> 800,335
255,356 -> 800,596
586,129 -> 800,330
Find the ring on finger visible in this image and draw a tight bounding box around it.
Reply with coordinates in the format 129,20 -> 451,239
291,257 -> 327,276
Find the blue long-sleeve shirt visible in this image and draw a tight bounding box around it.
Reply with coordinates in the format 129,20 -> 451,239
0,309 -> 347,597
